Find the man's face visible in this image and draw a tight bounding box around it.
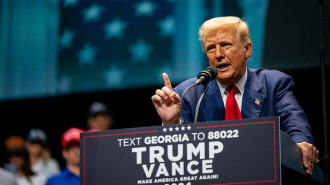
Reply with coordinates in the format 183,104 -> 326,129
88,114 -> 113,131
204,25 -> 251,85
63,145 -> 80,166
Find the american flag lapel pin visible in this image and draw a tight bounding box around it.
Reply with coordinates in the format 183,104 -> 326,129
255,98 -> 260,106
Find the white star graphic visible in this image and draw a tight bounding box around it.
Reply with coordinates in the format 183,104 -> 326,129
60,28 -> 75,49
187,126 -> 191,130
83,3 -> 105,23
63,0 -> 78,7
162,128 -> 167,132
175,127 -> 180,131
129,38 -> 153,63
181,126 -> 185,131
158,15 -> 174,38
169,127 -> 173,132
103,64 -> 125,88
134,0 -> 157,17
77,43 -> 98,66
104,17 -> 128,40
58,74 -> 73,94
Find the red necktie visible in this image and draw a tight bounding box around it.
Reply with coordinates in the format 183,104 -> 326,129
225,85 -> 242,120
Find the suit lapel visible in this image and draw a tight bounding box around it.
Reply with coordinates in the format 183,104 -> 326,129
241,68 -> 266,119
198,68 -> 266,121
199,79 -> 225,121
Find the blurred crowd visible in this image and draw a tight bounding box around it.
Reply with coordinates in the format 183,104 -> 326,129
0,102 -> 113,185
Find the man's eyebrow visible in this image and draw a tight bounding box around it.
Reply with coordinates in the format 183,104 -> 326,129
205,43 -> 214,48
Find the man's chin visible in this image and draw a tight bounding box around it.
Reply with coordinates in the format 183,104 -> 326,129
216,75 -> 235,85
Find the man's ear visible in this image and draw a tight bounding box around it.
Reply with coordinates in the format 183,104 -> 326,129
244,42 -> 252,59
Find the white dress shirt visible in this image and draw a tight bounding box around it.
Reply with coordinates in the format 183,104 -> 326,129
216,68 -> 248,111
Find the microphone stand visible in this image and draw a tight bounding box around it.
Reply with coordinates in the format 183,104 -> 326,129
180,66 -> 217,123
180,83 -> 210,123
194,85 -> 209,123
181,83 -> 197,123
317,0 -> 329,184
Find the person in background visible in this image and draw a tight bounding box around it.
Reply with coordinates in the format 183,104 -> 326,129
0,167 -> 18,185
45,128 -> 84,185
86,102 -> 114,131
5,136 -> 46,185
25,129 -> 60,178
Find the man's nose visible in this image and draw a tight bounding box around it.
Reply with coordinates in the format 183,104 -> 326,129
215,45 -> 224,58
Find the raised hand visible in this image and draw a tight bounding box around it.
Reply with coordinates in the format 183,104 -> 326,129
151,73 -> 181,125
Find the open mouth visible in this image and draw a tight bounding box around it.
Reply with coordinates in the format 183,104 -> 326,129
217,63 -> 230,70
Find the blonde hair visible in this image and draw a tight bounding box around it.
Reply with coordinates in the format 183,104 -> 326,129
41,148 -> 52,164
198,16 -> 252,52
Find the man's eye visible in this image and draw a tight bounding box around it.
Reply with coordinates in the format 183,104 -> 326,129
221,43 -> 231,47
206,46 -> 215,52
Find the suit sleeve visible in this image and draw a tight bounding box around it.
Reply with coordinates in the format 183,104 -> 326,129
274,75 -> 314,144
174,87 -> 195,123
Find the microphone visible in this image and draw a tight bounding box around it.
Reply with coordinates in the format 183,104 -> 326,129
195,66 -> 218,85
181,66 -> 218,123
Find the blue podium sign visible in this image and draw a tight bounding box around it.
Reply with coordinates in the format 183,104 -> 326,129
81,117 -> 280,185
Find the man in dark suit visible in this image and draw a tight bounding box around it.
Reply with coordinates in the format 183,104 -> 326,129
151,16 -> 319,175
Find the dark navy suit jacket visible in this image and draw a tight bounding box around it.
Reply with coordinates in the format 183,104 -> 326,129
174,68 -> 313,144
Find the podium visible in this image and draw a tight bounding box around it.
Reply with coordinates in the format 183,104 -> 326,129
280,130 -> 323,184
80,117 -> 324,185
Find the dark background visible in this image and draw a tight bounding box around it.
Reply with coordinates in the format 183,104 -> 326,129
0,0 -> 329,172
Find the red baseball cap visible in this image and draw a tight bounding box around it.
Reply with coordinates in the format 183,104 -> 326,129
62,127 -> 85,149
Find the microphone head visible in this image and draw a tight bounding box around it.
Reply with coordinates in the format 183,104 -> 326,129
196,66 -> 218,85
205,66 -> 218,80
